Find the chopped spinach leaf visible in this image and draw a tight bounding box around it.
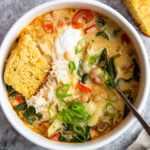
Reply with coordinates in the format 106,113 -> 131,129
14,102 -> 27,111
113,29 -> 121,36
99,51 -> 120,88
133,58 -> 140,81
106,54 -> 120,80
81,73 -> 88,83
59,123 -> 91,142
95,17 -> 106,27
103,70 -> 115,88
23,106 -> 42,124
6,85 -> 17,96
99,48 -> 108,69
96,31 -> 110,40
122,90 -> 133,118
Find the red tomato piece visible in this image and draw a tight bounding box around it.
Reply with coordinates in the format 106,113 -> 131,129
15,94 -> 24,103
72,9 -> 94,29
97,122 -> 109,133
43,22 -> 54,33
84,24 -> 98,34
50,132 -> 60,141
77,82 -> 92,92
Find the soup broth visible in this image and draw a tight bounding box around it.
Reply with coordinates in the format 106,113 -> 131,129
4,8 -> 140,142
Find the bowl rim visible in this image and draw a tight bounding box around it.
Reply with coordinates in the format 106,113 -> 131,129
0,0 -> 149,150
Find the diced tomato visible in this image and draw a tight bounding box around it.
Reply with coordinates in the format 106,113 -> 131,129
50,132 -> 60,141
77,82 -> 92,92
98,123 -> 106,131
43,22 -> 54,33
58,20 -> 64,27
97,121 -> 109,133
84,24 -> 98,34
121,33 -> 131,43
15,94 -> 25,103
72,9 -> 94,29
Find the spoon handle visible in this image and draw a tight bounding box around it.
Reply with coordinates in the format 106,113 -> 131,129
115,85 -> 150,136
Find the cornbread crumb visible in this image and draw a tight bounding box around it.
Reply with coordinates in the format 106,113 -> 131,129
4,34 -> 50,98
123,0 -> 150,36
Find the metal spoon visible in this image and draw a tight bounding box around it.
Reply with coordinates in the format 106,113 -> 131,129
114,84 -> 150,136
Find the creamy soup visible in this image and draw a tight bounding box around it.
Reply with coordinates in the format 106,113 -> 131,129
4,8 -> 140,142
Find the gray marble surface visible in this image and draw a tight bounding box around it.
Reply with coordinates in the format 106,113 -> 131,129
0,0 -> 150,150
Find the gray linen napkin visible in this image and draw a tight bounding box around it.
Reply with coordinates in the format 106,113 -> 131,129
128,130 -> 150,150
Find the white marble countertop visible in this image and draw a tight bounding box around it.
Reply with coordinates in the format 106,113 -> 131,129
0,0 -> 150,150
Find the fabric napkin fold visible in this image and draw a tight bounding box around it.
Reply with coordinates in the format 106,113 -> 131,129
128,130 -> 150,150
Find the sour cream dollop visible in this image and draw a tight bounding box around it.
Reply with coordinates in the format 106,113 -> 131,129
55,26 -> 82,58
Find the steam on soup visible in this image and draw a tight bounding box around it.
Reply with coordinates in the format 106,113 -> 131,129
4,8 -> 140,142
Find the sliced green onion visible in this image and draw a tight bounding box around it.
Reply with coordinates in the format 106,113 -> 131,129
88,55 -> 99,67
77,70 -> 82,77
61,101 -> 90,124
75,39 -> 88,54
73,124 -> 86,135
56,84 -> 71,99
77,59 -> 83,77
81,73 -> 88,83
71,101 -> 84,111
62,109 -> 72,123
68,61 -> 76,74
104,103 -> 116,116
97,121 -> 109,133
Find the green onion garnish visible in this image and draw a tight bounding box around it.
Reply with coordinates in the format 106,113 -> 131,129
68,61 -> 76,74
56,84 -> 72,99
75,39 -> 88,54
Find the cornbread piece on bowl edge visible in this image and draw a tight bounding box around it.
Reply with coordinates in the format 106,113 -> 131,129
4,34 -> 50,99
122,0 -> 150,36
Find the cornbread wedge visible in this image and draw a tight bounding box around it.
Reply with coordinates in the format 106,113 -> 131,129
122,0 -> 150,36
4,34 -> 50,98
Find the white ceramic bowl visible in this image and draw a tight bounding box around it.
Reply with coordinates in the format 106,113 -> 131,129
0,0 -> 149,150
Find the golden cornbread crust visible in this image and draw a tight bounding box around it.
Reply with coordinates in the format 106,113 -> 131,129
4,34 -> 50,99
123,0 -> 150,36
